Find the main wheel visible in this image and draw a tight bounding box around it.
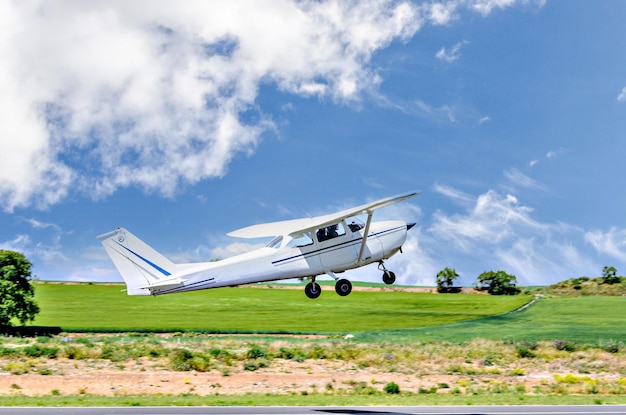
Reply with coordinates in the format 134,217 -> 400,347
304,282 -> 321,299
382,270 -> 396,285
335,279 -> 352,296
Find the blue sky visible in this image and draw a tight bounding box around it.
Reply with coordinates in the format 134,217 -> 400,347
1,0 -> 625,287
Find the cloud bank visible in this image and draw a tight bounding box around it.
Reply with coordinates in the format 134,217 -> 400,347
0,0 -> 543,212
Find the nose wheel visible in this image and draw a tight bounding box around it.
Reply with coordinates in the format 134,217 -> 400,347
304,281 -> 321,299
379,261 -> 396,285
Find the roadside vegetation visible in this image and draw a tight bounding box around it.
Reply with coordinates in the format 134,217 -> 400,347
0,333 -> 624,405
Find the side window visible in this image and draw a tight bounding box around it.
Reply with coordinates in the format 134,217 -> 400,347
348,218 -> 364,232
316,222 -> 346,242
287,232 -> 314,248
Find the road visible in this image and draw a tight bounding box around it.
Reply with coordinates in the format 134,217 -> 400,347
0,406 -> 624,415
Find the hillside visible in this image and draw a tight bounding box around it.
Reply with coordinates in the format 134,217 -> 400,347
545,276 -> 626,297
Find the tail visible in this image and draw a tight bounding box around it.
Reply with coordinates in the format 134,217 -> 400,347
97,227 -> 185,295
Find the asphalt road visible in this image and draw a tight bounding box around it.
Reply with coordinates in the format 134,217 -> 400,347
0,406 -> 624,415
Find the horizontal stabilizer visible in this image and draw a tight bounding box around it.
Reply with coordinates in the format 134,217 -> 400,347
138,277 -> 187,289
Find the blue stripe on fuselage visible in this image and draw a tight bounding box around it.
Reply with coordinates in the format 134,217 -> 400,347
115,242 -> 172,276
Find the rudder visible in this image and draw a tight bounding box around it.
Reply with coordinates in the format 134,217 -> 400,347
97,227 -> 176,295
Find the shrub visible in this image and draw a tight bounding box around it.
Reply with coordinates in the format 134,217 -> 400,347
599,339 -> 620,354
243,359 -> 268,371
169,349 -> 194,371
63,345 -> 86,360
516,341 -> 537,358
5,362 -> 29,375
553,340 -> 576,352
384,381 -> 400,394
23,344 -> 59,359
247,345 -> 267,359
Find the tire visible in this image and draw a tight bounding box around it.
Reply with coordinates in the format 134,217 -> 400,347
335,279 -> 352,296
304,282 -> 321,299
382,270 -> 396,285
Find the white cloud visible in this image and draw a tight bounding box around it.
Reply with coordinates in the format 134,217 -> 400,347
22,218 -> 61,231
433,183 -> 473,204
503,168 -> 545,191
478,116 -> 492,124
528,147 -> 567,168
426,188 -> 597,285
0,1 -> 421,212
472,0 -> 518,16
436,40 -> 469,63
0,0 -> 548,212
585,227 -> 626,262
0,234 -> 32,252
618,87 -> 626,102
414,99 -> 457,122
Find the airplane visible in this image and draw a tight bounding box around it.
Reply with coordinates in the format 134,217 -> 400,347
97,191 -> 419,298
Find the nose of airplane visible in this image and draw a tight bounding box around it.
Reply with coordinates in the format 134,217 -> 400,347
407,222 -> 416,231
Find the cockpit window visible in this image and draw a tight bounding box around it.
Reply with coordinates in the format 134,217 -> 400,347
265,236 -> 283,248
316,222 -> 346,242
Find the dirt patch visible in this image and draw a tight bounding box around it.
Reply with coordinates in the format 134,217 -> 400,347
0,356 -> 556,397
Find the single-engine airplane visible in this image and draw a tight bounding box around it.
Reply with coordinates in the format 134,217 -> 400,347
98,191 -> 418,298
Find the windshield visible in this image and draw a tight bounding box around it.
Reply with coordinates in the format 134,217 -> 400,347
265,236 -> 283,248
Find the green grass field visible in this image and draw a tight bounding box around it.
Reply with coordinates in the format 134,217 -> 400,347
32,282 -> 530,333
30,283 -> 626,343
358,296 -> 626,343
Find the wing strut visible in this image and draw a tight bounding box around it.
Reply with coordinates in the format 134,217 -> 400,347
356,211 -> 374,264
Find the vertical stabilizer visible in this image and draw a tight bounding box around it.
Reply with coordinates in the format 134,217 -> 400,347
97,227 -> 176,295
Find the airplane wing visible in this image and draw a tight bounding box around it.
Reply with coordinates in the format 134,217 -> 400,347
228,191 -> 420,239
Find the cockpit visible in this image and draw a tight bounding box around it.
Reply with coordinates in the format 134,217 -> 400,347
264,217 -> 365,249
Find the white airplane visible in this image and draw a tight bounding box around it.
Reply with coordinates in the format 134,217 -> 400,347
97,191 -> 418,298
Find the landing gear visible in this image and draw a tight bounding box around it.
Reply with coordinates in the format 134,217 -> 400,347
335,278 -> 352,296
304,277 -> 321,299
379,261 -> 396,285
382,270 -> 396,285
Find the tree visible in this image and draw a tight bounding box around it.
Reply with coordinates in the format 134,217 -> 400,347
601,266 -> 620,285
476,270 -> 520,295
436,267 -> 460,293
0,250 -> 40,326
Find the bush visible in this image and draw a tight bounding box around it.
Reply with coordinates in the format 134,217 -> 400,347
553,340 -> 576,352
169,349 -> 194,371
516,341 -> 537,358
63,345 -> 86,360
243,359 -> 268,371
599,339 -> 620,354
23,344 -> 59,359
247,345 -> 267,359
384,381 -> 400,394
169,349 -> 211,372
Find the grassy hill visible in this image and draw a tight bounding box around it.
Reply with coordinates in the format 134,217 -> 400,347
544,276 -> 626,297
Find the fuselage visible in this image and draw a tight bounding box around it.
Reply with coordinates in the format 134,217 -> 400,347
148,219 -> 409,295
